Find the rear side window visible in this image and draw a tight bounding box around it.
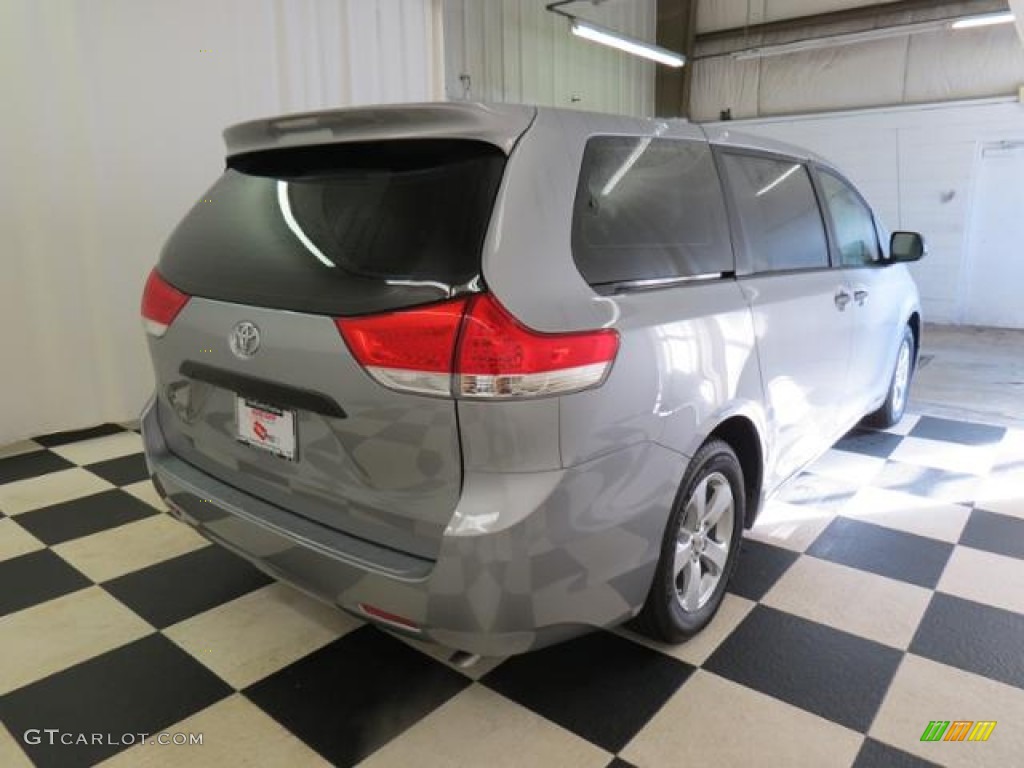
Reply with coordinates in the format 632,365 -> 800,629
720,153 -> 829,273
158,140 -> 506,316
571,136 -> 733,287
818,170 -> 881,267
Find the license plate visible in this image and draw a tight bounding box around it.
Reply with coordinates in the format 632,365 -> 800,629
235,398 -> 296,461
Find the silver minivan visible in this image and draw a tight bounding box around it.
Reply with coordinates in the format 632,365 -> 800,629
140,102 -> 924,656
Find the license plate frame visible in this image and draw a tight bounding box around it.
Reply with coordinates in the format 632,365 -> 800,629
235,397 -> 297,461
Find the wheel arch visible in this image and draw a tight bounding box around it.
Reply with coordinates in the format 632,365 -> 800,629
908,311 -> 921,364
708,415 -> 764,529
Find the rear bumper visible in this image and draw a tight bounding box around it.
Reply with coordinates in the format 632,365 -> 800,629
141,398 -> 685,656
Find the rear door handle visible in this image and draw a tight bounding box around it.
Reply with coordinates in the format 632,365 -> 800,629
835,290 -> 852,310
854,290 -> 869,306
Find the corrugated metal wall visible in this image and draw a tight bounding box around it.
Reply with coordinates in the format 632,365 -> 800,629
0,0 -> 443,445
443,0 -> 656,116
697,0 -> 895,32
690,1 -> 1024,121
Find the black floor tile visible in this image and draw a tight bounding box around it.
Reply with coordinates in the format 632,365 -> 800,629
15,489 -> 158,546
959,508 -> 1024,561
853,738 -> 940,768
728,538 -> 800,602
0,633 -> 230,768
34,423 -> 127,448
481,630 -> 693,753
807,517 -> 953,589
835,429 -> 903,459
777,472 -> 860,513
606,759 -> 639,768
102,544 -> 271,628
910,416 -> 1006,447
0,550 -> 91,617
910,593 -> 1024,690
873,462 -> 980,505
0,450 -> 74,485
245,626 -> 468,767
704,606 -> 902,732
85,453 -> 149,487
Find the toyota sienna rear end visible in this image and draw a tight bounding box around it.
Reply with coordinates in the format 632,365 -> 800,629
140,101 -> 922,656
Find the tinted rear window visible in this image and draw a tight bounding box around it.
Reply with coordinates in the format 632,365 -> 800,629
158,140 -> 506,316
571,136 -> 733,287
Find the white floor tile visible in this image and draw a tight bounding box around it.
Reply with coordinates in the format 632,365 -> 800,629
0,587 -> 152,695
360,685 -> 610,768
938,546 -> 1024,615
888,436 -> 998,476
97,695 -> 332,768
841,487 -> 971,543
763,557 -> 931,649
0,518 -> 46,562
50,432 -> 143,466
0,468 -> 113,516
164,583 -> 360,690
53,515 -> 208,583
870,654 -> 1024,768
622,670 -> 862,768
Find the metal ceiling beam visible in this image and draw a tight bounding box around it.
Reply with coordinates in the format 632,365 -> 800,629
697,0 -> 1010,44
655,0 -> 698,118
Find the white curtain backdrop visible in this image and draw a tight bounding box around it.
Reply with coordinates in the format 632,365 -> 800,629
0,0 -> 443,446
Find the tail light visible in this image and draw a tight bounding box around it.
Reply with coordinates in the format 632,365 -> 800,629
333,299 -> 467,396
141,269 -> 190,337
335,294 -> 619,399
455,294 -> 618,398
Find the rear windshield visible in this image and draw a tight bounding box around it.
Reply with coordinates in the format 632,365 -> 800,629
158,140 -> 506,316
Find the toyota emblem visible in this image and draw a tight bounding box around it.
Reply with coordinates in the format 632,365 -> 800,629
229,321 -> 261,359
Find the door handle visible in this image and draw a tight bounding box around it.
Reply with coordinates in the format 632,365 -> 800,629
834,290 -> 852,310
854,290 -> 869,306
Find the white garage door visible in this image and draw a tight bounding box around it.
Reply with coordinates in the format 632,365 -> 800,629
963,141 -> 1024,329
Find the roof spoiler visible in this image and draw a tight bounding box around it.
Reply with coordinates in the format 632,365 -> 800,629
223,102 -> 537,158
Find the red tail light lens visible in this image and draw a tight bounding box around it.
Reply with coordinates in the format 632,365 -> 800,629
141,269 -> 190,337
335,294 -> 619,399
455,294 -> 619,398
334,299 -> 468,396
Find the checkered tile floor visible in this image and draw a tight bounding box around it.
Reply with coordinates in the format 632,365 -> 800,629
1,414 -> 1022,768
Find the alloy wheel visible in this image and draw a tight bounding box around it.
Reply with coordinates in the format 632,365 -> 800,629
674,471 -> 735,612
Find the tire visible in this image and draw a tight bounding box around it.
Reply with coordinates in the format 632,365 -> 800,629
633,439 -> 745,644
864,325 -> 915,429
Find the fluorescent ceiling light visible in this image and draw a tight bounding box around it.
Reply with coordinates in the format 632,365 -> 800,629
602,138 -> 652,196
570,19 -> 685,68
732,19 -> 946,60
757,165 -> 801,197
730,11 -> 1016,60
951,12 -> 1015,29
276,181 -> 335,268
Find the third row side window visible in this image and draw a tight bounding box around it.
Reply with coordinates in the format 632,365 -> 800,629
571,137 -> 734,286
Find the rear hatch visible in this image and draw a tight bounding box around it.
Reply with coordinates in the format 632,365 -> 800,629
145,118 -> 517,561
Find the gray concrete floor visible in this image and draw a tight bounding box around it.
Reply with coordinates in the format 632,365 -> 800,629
911,324 -> 1024,428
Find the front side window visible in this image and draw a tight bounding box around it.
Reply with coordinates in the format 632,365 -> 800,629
818,171 -> 881,267
571,136 -> 733,286
720,153 -> 829,273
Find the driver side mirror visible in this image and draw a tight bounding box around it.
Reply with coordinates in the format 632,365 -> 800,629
889,231 -> 925,263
